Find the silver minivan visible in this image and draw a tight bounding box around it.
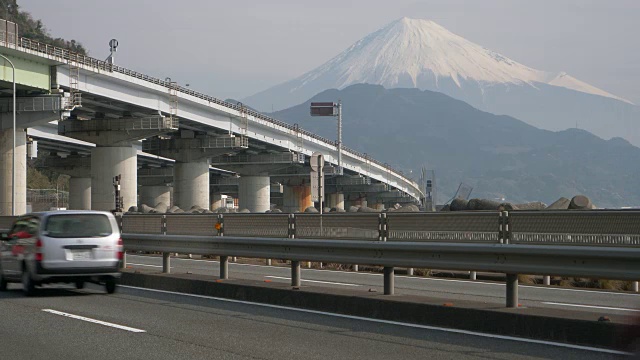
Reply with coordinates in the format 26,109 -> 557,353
0,211 -> 122,296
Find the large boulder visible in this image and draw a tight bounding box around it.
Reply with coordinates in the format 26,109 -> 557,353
348,206 -> 360,213
168,206 -> 183,213
304,206 -> 319,213
394,204 -> 420,212
238,208 -> 251,213
154,202 -> 169,214
357,206 -> 378,212
514,201 -> 547,210
546,197 -> 571,210
140,204 -> 154,214
569,195 -> 595,210
467,198 -> 501,210
127,206 -> 139,213
498,203 -> 519,211
449,198 -> 469,211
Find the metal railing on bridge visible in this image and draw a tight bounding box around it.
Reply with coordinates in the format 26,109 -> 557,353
120,210 -> 640,247
0,27 -> 420,194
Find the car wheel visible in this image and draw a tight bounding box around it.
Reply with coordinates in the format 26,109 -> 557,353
0,269 -> 7,291
105,278 -> 116,294
75,281 -> 85,290
21,269 -> 36,296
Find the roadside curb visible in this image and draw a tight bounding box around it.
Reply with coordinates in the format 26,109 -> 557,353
120,271 -> 637,351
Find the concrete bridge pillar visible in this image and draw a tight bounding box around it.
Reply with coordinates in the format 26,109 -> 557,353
174,159 -> 209,210
91,146 -> 137,211
326,192 -> 345,211
283,184 -> 312,213
140,185 -> 171,208
239,175 -> 270,213
69,177 -> 91,210
0,128 -> 26,215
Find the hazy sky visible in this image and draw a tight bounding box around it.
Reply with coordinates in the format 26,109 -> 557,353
21,0 -> 640,104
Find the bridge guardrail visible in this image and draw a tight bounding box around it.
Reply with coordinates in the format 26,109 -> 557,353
295,213 -> 382,240
2,30 -> 421,196
119,210 -> 640,247
508,210 -> 640,246
386,212 -> 503,243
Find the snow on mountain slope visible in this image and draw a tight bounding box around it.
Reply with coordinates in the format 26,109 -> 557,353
244,17 -> 631,111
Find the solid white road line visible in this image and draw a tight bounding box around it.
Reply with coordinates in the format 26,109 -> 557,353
128,263 -> 164,268
42,309 -> 146,333
542,302 -> 640,312
119,285 -> 629,356
265,276 -> 361,287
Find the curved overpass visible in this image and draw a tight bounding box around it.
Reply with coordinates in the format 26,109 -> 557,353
0,32 -> 423,210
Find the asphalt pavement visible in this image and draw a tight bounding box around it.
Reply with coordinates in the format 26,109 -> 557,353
0,281 -> 629,359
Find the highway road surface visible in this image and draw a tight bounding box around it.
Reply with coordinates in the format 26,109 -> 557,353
125,254 -> 640,317
0,281 -> 628,359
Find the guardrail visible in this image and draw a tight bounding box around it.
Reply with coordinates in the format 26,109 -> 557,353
120,210 -> 640,246
2,210 -> 639,306
0,29 -> 420,196
118,210 -> 640,307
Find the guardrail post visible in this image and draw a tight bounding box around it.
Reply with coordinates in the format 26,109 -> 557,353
407,268 -> 414,276
470,271 -> 477,280
288,213 -> 296,239
379,213 -> 388,241
217,214 -> 224,237
220,256 -> 229,280
353,265 -> 358,272
502,211 -> 511,244
633,281 -> 639,292
162,252 -> 170,274
291,261 -> 301,287
266,259 -> 272,266
506,274 -> 518,308
121,252 -> 127,270
543,276 -> 551,286
384,266 -> 395,295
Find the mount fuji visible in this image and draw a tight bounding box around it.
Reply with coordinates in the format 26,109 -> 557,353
243,18 -> 639,146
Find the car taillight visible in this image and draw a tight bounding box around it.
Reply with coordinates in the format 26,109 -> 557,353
35,238 -> 43,261
117,238 -> 123,260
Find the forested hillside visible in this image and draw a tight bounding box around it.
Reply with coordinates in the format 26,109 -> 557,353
0,0 -> 87,54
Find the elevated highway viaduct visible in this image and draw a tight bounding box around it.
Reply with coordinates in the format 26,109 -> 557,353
0,20 -> 422,214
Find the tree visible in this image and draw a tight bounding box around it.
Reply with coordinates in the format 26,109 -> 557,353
1,0 -> 88,55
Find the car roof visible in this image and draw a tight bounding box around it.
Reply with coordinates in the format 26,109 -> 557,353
24,210 -> 115,218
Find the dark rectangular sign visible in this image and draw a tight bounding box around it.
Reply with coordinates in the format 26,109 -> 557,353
310,106 -> 336,116
310,102 -> 336,107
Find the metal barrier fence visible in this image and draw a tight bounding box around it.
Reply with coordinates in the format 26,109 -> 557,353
508,210 -> 640,246
386,212 -> 502,243
121,210 -> 640,246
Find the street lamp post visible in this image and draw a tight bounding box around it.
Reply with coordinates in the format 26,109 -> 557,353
0,54 -> 16,216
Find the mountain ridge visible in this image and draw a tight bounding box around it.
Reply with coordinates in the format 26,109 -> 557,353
244,17 -> 640,146
271,84 -> 640,208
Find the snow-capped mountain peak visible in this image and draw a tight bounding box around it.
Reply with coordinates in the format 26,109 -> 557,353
244,17 -> 631,112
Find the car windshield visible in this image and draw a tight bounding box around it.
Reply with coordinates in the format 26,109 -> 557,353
44,214 -> 113,238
